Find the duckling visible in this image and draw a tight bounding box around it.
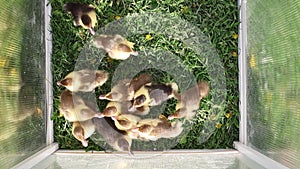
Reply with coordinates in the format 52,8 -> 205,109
131,82 -> 178,108
99,79 -> 132,101
57,69 -> 109,92
133,115 -> 183,141
128,73 -> 152,97
72,119 -> 95,147
168,81 -> 210,120
92,117 -> 134,156
99,101 -> 125,117
99,74 -> 152,101
93,34 -> 138,60
64,2 -> 97,35
101,101 -> 150,117
59,90 -> 102,122
111,114 -> 141,131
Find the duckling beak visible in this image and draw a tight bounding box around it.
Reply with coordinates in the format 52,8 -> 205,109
128,105 -> 136,112
57,81 -> 62,86
167,115 -> 175,120
81,140 -> 88,147
131,51 -> 138,56
95,113 -> 105,118
98,94 -> 107,100
131,127 -> 139,132
111,116 -> 117,121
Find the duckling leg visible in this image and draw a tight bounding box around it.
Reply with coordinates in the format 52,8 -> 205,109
128,150 -> 134,156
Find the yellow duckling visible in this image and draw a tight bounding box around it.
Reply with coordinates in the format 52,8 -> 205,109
133,115 -> 183,141
111,114 -> 141,131
59,90 -> 102,122
93,34 -> 138,60
72,119 -> 95,147
57,69 -> 109,92
99,79 -> 132,101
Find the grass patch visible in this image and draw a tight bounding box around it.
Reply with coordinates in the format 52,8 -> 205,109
50,0 -> 239,150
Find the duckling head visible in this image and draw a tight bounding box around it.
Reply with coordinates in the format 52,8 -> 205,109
133,94 -> 147,107
57,78 -> 72,87
197,81 -> 210,98
73,124 -> 88,147
101,106 -> 118,117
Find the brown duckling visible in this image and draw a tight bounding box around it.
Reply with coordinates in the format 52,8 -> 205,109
59,90 -> 102,122
101,101 -> 150,117
111,114 -> 141,131
168,81 -> 210,120
57,69 -> 108,92
93,117 -> 134,156
64,2 -> 97,35
99,79 -> 132,101
93,34 -> 138,60
133,115 -> 183,141
127,73 -> 152,98
131,82 -> 178,109
72,119 -> 95,147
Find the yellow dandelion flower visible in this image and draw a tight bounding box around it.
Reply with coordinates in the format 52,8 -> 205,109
266,91 -> 272,103
107,57 -> 113,63
115,15 -> 121,20
181,6 -> 189,14
209,114 -> 216,121
145,34 -> 152,40
225,112 -> 232,118
216,123 -> 222,129
10,68 -> 17,76
232,33 -> 238,40
0,58 -> 6,67
250,54 -> 256,68
36,107 -> 43,117
232,51 -> 237,57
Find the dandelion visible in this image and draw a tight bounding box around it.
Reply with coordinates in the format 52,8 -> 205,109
250,54 -> 256,68
115,15 -> 121,20
225,112 -> 232,118
181,6 -> 189,14
107,57 -> 113,63
232,51 -> 237,57
232,33 -> 238,39
9,68 -> 17,76
0,58 -> 6,67
209,114 -> 216,121
266,91 -> 272,103
36,107 -> 43,117
216,123 -> 222,129
145,34 -> 153,40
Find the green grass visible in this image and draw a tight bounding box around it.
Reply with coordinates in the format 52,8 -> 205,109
50,0 -> 239,150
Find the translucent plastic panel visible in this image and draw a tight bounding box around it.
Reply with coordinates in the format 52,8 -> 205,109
32,151 -> 264,169
246,0 -> 300,168
0,0 -> 47,168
